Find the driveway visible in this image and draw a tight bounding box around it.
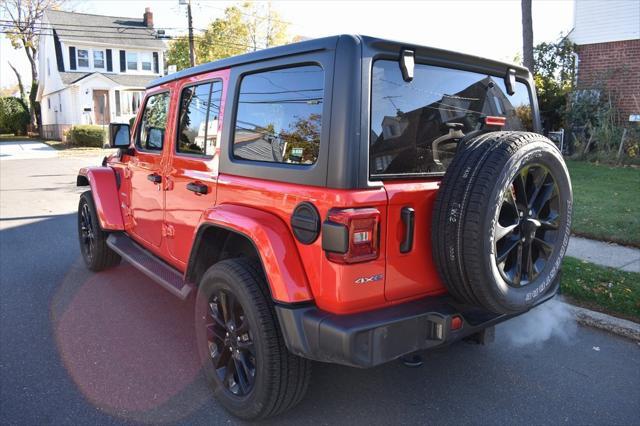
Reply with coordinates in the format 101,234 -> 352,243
1,154 -> 639,425
0,140 -> 58,161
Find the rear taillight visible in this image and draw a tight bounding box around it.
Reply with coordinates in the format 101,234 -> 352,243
322,208 -> 380,264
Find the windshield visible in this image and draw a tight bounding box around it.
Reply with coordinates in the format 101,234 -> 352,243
370,60 -> 533,177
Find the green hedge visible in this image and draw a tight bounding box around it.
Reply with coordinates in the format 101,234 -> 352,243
0,97 -> 29,135
67,125 -> 106,147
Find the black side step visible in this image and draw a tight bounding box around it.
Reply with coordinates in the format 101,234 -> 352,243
107,233 -> 192,300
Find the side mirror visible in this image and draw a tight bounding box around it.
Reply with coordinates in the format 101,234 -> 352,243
109,123 -> 131,148
147,127 -> 164,150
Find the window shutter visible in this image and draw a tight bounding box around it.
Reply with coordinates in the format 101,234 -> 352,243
115,90 -> 121,116
106,49 -> 113,72
120,50 -> 126,72
153,52 -> 159,74
69,46 -> 76,70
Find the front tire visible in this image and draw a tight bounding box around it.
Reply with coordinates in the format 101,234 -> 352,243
78,191 -> 121,271
195,258 -> 311,420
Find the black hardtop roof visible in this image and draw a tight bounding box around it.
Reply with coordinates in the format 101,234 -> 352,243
148,34 -> 529,89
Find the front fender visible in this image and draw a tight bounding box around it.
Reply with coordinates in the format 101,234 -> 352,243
77,166 -> 124,231
200,204 -> 313,304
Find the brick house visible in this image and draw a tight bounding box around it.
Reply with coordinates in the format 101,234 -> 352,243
570,0 -> 640,123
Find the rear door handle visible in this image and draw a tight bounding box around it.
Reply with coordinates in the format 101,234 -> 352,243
186,182 -> 208,195
147,173 -> 162,184
400,206 -> 415,253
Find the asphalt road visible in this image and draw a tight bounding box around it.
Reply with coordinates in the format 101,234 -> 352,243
1,153 -> 639,425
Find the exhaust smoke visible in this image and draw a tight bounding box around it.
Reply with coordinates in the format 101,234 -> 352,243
502,299 -> 577,347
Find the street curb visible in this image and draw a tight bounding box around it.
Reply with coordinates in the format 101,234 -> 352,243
557,298 -> 640,342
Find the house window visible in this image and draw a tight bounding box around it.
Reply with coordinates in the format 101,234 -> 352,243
47,58 -> 50,76
77,49 -> 89,68
127,52 -> 138,71
47,98 -> 51,109
140,52 -> 152,71
118,90 -> 144,116
93,51 -> 105,69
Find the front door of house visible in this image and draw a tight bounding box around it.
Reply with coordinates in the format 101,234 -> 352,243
93,90 -> 110,125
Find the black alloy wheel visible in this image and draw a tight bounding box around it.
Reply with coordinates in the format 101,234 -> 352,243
79,202 -> 96,262
207,290 -> 256,397
494,164 -> 560,287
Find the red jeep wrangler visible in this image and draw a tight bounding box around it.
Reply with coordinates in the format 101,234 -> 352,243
77,35 -> 572,419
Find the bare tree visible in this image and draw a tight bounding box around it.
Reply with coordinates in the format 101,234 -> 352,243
521,0 -> 534,71
8,62 -> 26,104
1,0 -> 64,131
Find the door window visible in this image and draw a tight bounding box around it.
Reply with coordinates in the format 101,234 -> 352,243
137,92 -> 170,151
176,80 -> 223,156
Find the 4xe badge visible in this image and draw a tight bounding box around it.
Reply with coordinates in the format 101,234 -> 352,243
354,274 -> 383,284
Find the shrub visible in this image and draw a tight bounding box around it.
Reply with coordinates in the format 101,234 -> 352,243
129,116 -> 136,127
0,97 -> 29,135
67,125 -> 106,147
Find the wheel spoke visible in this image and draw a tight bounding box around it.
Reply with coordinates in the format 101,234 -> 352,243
540,211 -> 560,230
532,183 -> 556,217
513,170 -> 529,209
495,223 -> 518,242
207,323 -> 226,342
233,357 -> 250,394
497,236 -> 520,263
208,302 -> 226,328
513,243 -> 523,286
219,291 -> 231,324
213,344 -> 231,369
534,236 -> 554,255
522,242 -> 534,281
527,168 -> 548,210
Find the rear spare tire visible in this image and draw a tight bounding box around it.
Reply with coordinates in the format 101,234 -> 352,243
432,132 -> 572,314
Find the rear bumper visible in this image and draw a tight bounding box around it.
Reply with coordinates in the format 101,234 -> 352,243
275,288 -> 558,368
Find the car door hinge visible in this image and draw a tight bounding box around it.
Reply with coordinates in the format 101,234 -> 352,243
162,223 -> 175,238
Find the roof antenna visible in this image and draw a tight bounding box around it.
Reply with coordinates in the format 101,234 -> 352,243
400,49 -> 414,82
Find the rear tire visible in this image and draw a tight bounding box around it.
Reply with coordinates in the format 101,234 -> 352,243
78,191 -> 121,271
432,132 -> 572,314
194,258 -> 311,420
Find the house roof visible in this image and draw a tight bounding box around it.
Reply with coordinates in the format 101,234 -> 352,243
45,9 -> 166,49
60,72 -> 156,88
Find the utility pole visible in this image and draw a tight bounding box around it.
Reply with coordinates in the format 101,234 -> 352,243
187,0 -> 195,67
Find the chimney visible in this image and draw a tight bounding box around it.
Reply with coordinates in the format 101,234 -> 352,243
143,7 -> 153,28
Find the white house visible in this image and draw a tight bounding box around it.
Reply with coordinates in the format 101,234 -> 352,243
36,8 -> 166,140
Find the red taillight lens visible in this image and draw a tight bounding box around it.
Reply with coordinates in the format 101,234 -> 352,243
484,116 -> 506,127
325,208 -> 380,264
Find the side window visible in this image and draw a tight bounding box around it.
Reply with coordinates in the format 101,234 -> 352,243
233,65 -> 324,165
137,92 -> 170,151
177,80 -> 223,156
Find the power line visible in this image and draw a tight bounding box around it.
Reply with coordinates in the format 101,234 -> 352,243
0,28 -> 259,50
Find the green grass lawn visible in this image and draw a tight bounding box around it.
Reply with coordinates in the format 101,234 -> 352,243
561,256 -> 640,323
566,160 -> 640,247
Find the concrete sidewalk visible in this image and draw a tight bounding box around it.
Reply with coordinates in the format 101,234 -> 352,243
0,140 -> 58,161
567,236 -> 640,273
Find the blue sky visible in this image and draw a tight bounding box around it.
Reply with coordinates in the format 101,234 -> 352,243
0,0 -> 575,89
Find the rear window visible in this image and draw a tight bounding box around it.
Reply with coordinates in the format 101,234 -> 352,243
370,60 -> 533,177
232,65 -> 324,165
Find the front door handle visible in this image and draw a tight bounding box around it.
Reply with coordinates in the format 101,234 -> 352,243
400,206 -> 415,253
186,181 -> 208,195
147,173 -> 162,184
